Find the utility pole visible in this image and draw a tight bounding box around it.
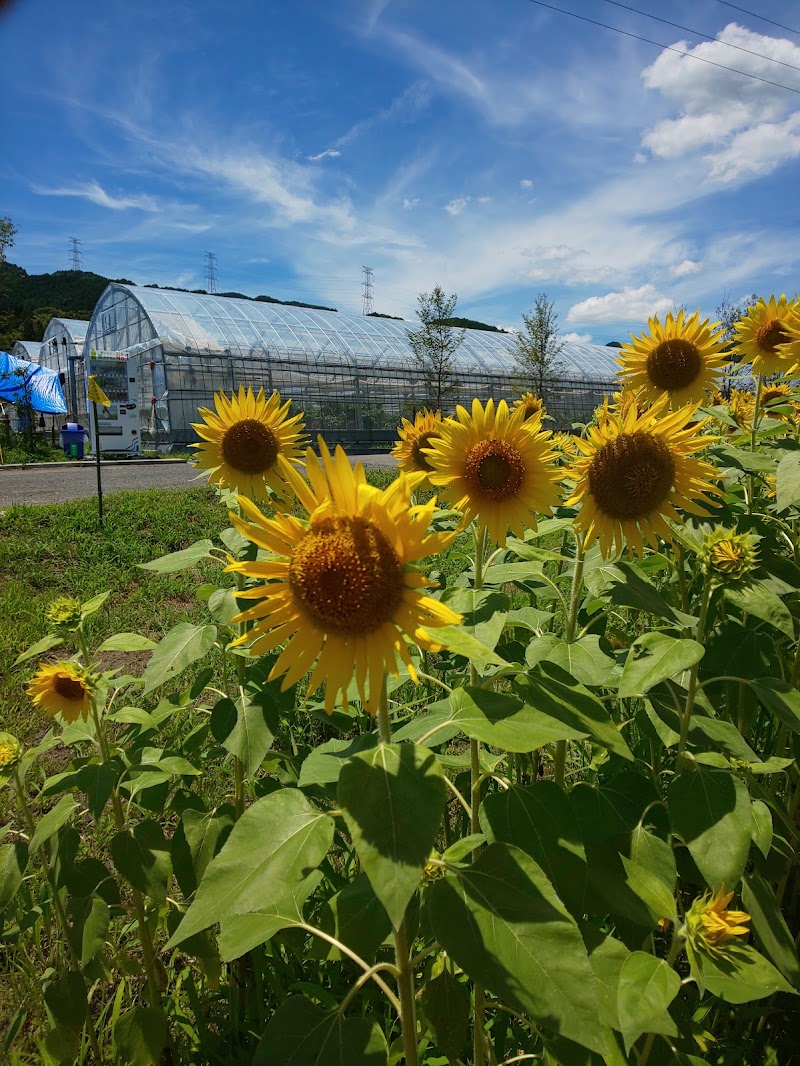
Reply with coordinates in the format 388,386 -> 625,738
361,265 -> 374,316
68,237 -> 83,271
204,251 -> 218,294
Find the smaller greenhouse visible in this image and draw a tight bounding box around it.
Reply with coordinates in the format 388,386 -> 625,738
83,285 -> 623,449
12,340 -> 43,362
39,318 -> 89,420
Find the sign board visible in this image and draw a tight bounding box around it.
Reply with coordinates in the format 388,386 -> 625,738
86,350 -> 140,454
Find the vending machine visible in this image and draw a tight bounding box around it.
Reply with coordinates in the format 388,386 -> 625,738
86,350 -> 141,454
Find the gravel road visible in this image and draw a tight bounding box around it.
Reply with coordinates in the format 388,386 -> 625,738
0,455 -> 397,508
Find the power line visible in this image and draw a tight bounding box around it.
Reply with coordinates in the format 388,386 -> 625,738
600,0 -> 800,74
713,1 -> 800,38
521,0 -> 800,95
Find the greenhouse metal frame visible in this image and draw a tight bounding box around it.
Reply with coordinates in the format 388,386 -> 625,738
84,284 -> 622,449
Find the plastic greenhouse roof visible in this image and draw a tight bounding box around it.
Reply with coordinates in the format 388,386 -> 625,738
42,318 -> 88,343
106,285 -> 621,383
12,340 -> 43,360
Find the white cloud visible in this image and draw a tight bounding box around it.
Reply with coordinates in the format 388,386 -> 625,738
670,258 -> 701,278
445,197 -> 469,216
32,180 -> 157,211
402,197 -> 420,209
307,149 -> 342,161
640,23 -> 800,183
566,285 -> 673,324
563,331 -> 592,344
520,178 -> 534,189
477,195 -> 491,204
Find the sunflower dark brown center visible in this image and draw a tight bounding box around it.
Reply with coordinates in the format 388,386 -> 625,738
221,419 -> 279,475
410,430 -> 440,472
288,516 -> 405,636
588,431 -> 676,519
646,338 -> 702,391
464,439 -> 525,502
756,318 -> 788,353
54,674 -> 87,701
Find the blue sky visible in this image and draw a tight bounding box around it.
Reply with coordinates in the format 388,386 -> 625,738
2,0 -> 800,343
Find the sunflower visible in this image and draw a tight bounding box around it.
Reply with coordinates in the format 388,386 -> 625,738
699,527 -> 759,581
27,662 -> 95,724
617,309 -> 727,408
686,885 -> 750,957
225,441 -> 461,715
759,382 -> 795,421
514,392 -> 546,423
192,386 -> 306,502
733,295 -> 800,377
728,387 -> 755,429
423,398 -> 562,546
391,409 -> 443,485
566,397 -> 720,557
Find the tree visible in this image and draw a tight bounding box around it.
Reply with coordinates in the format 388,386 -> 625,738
716,290 -> 758,350
0,216 -> 17,265
406,284 -> 465,411
510,292 -> 565,398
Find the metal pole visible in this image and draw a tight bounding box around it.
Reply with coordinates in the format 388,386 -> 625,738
92,401 -> 103,527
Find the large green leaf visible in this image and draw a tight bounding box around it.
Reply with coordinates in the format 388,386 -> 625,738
440,587 -> 511,652
420,969 -> 470,1060
724,581 -> 794,638
0,841 -> 28,911
212,690 -> 280,778
583,559 -> 694,627
79,896 -> 110,968
29,796 -> 78,855
619,633 -> 704,698
392,700 -> 461,747
311,872 -> 392,962
254,996 -> 388,1066
748,677 -> 800,735
433,625 -> 508,668
167,789 -> 333,947
138,539 -> 214,573
111,820 -> 172,904
97,633 -> 158,652
338,743 -> 445,928
448,685 -> 586,752
142,623 -> 217,694
585,929 -> 631,1031
775,451 -> 800,511
480,782 -> 587,916
517,663 -> 634,761
13,632 -> 63,666
617,952 -> 679,1053
690,942 -> 795,1003
668,769 -> 752,889
298,735 -> 378,790
428,843 -> 606,1054
113,1006 -> 168,1066
742,871 -> 800,987
646,687 -> 760,762
546,636 -> 619,688
171,804 -> 235,897
218,872 -> 321,961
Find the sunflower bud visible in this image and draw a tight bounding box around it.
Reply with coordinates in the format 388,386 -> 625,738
699,528 -> 759,582
0,732 -> 24,773
684,885 -> 750,957
423,853 -> 445,883
44,596 -> 84,631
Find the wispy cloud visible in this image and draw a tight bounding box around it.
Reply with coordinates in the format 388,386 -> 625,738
307,149 -> 342,162
402,197 -> 420,209
445,197 -> 469,215
31,180 -> 157,211
520,178 -> 533,189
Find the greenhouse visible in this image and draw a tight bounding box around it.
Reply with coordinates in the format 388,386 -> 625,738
39,318 -> 89,419
84,284 -> 623,448
11,339 -> 43,361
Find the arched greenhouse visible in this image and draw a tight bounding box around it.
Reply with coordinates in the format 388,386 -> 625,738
84,284 -> 622,448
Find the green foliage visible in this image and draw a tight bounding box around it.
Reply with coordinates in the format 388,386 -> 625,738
3,376 -> 800,1066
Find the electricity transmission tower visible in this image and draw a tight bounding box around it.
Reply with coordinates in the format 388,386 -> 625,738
68,237 -> 83,271
361,266 -> 374,315
204,251 -> 218,294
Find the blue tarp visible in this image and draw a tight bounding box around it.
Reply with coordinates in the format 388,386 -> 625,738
0,352 -> 67,414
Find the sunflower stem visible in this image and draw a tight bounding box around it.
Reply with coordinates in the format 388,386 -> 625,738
12,768 -> 104,1062
377,677 -> 419,1065
677,576 -> 713,770
90,699 -> 162,1008
555,535 -> 586,790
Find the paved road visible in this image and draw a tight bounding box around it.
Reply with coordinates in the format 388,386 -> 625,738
0,455 -> 397,508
